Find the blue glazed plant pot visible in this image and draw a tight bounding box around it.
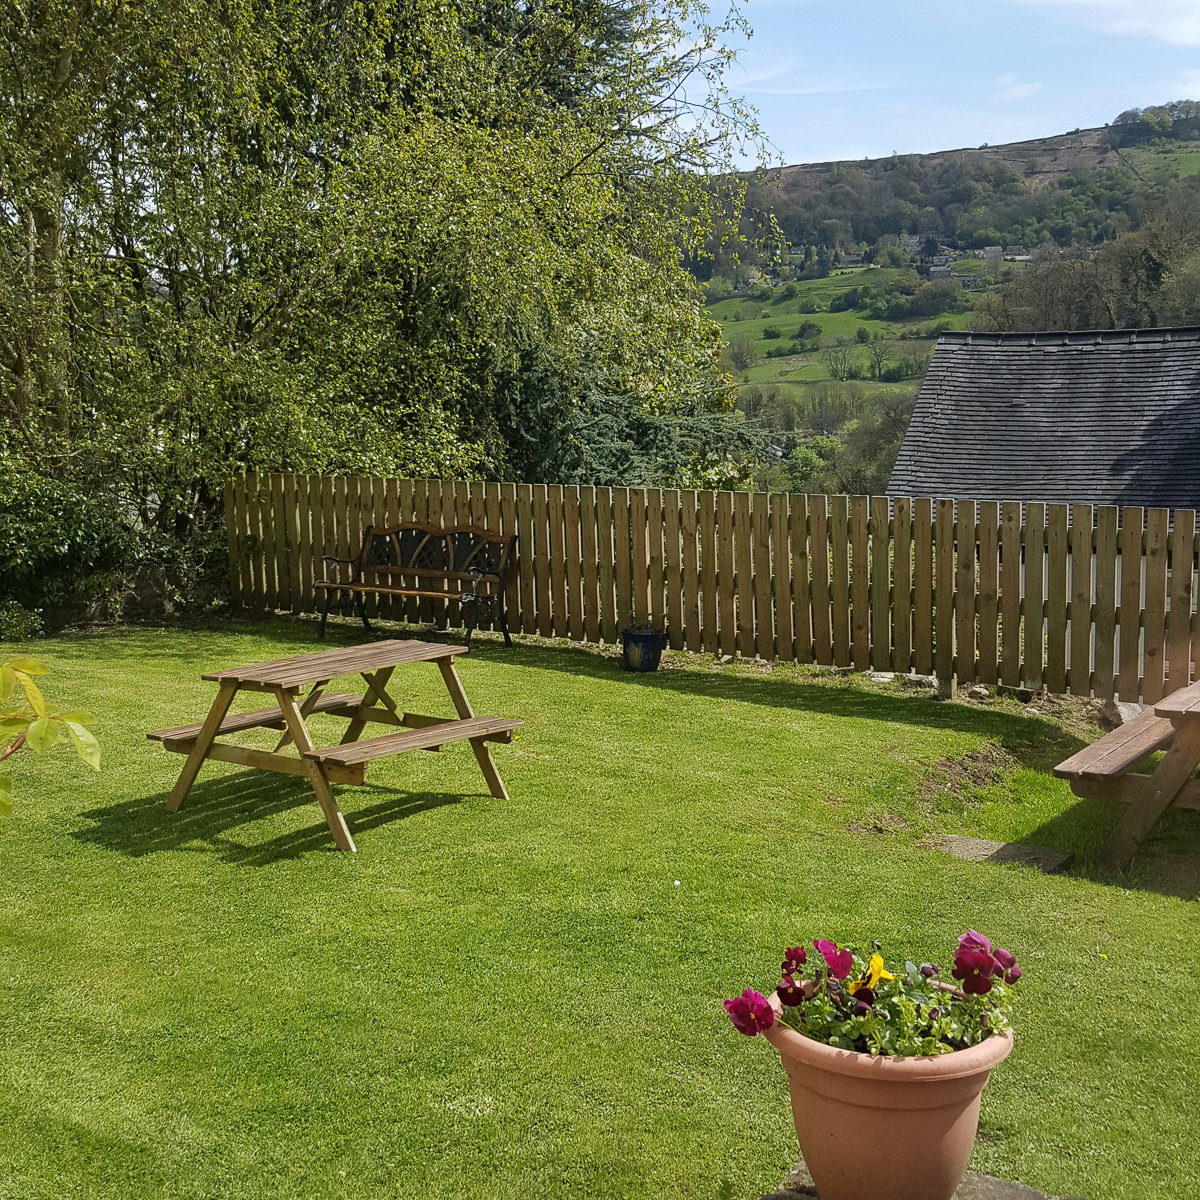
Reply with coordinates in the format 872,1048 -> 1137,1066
621,628 -> 665,672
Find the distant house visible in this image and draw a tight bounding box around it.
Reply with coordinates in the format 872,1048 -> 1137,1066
887,329 -> 1200,508
931,255 -> 951,266
928,265 -> 953,279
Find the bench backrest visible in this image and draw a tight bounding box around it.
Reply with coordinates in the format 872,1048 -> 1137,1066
357,523 -> 515,584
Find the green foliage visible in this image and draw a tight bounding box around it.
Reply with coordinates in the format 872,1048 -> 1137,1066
2,0 -> 765,572
0,658 -> 100,815
0,602 -> 43,642
0,470 -> 130,614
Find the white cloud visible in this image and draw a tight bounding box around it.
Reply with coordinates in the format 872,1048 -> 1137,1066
993,74 -> 1043,101
1011,0 -> 1200,47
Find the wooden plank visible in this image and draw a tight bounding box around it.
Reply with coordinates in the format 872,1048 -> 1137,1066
282,473 -> 301,614
596,486 -> 617,642
665,489 -> 684,650
1053,708 -> 1176,778
517,483 -> 536,634
1142,508 -> 1170,705
734,490 -> 754,657
893,497 -> 912,674
772,494 -> 794,662
248,475 -> 268,611
647,487 -> 665,634
1092,506 -> 1118,701
1023,503 -> 1045,693
850,496 -> 870,671
497,482 -> 518,634
1068,773 -> 1200,813
753,492 -> 774,661
977,501 -> 999,685
1118,507 -> 1144,702
224,479 -> 241,612
613,487 -> 633,638
934,498 -> 955,687
829,495 -> 851,667
791,494 -> 812,664
699,488 -> 718,654
533,484 -> 552,638
235,472 -> 253,609
717,490 -> 737,657
955,499 -> 977,685
681,489 -> 701,653
869,495 -> 891,671
580,486 -> 600,643
629,487 -> 650,627
273,472 -> 291,611
399,479 -> 419,625
1167,507 -> 1195,697
1067,505 -> 1093,697
999,501 -> 1021,686
421,479 -> 441,626
563,485 -> 584,641
1044,504 -> 1068,695
914,498 -> 933,677
809,494 -> 832,665
262,474 -> 280,612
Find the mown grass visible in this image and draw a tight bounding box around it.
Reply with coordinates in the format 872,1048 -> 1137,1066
1,620 -> 1196,1200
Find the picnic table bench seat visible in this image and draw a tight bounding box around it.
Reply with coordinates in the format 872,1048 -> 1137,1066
315,522 -> 515,648
305,716 -> 522,766
1052,707 -> 1178,782
147,692 -> 364,745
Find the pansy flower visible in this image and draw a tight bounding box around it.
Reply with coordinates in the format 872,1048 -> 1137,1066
724,989 -> 775,1036
777,974 -> 806,1007
952,946 -> 999,995
814,938 -> 854,980
781,946 -> 807,975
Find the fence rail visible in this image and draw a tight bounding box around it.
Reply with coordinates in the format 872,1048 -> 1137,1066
226,474 -> 1200,703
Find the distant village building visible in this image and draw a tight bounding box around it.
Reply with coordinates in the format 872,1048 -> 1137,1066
887,329 -> 1200,508
928,265 -> 953,279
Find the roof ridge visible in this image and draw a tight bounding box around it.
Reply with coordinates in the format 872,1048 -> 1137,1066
939,326 -> 1200,346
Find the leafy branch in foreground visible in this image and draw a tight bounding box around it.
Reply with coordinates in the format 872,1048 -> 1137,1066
0,659 -> 100,815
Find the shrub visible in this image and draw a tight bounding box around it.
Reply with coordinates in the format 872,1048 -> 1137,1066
761,326 -> 783,340
0,472 -> 130,615
0,601 -> 43,641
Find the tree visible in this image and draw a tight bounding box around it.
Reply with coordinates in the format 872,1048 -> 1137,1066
823,336 -> 857,381
867,334 -> 895,379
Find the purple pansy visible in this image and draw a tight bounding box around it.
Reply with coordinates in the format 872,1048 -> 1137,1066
958,930 -> 993,955
814,938 -> 854,980
781,946 -> 807,975
777,974 -> 806,1007
724,989 -> 775,1036
952,946 -> 1000,995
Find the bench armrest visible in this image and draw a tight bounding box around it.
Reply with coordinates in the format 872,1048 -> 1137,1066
319,555 -> 359,585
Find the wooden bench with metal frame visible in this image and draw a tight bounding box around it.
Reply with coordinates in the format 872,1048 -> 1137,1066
315,522 -> 516,649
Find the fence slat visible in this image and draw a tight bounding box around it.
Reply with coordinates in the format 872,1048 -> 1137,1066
869,495 -> 890,671
791,495 -> 812,664
665,490 -> 684,651
850,496 -> 870,671
1143,508 -> 1170,704
564,485 -> 584,641
580,487 -> 600,643
1167,507 -> 1195,696
682,489 -> 701,653
914,498 -> 933,677
1000,501 -> 1021,686
533,485 -> 552,637
260,474 -> 278,612
1044,504 -> 1069,694
1068,506 -> 1093,696
1118,507 -> 1143,702
772,494 -> 794,663
613,487 -> 633,637
596,487 -> 616,642
830,496 -> 851,668
1024,504 -> 1045,693
647,489 -> 666,635
734,491 -> 754,658
955,499 -> 977,685
934,499 -> 954,687
717,490 -> 737,657
978,501 -> 999,685
700,489 -> 719,654
753,493 -> 774,661
225,480 -> 242,610
1092,507 -> 1117,698
809,495 -> 831,665
893,497 -> 912,673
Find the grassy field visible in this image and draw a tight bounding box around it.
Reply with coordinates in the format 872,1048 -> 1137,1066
2,620 -> 1197,1200
1119,141 -> 1200,182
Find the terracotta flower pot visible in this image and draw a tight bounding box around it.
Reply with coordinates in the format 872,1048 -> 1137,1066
763,1013 -> 1013,1200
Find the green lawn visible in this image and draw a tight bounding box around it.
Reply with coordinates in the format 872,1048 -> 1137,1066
2,621 -> 1197,1200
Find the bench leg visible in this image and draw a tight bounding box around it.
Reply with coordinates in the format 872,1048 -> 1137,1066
354,591 -> 371,632
318,587 -> 332,640
1096,719 -> 1200,872
276,687 -> 356,852
166,682 -> 239,812
462,596 -> 479,651
437,657 -> 508,798
497,597 -> 512,648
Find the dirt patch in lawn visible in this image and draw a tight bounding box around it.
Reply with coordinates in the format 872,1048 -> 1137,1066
920,743 -> 1019,805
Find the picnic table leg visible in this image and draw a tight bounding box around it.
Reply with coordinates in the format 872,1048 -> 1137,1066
437,658 -> 509,800
1096,720 -> 1200,872
275,687 -> 357,853
339,667 -> 396,745
165,682 -> 239,812
273,680 -> 331,752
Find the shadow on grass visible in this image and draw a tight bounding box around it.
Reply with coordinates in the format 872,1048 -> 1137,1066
71,770 -> 462,865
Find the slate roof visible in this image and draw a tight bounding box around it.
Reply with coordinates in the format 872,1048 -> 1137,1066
887,328 -> 1200,509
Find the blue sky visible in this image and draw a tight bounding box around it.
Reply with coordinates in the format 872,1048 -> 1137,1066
725,0 -> 1200,165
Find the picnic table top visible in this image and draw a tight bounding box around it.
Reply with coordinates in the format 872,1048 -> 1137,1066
1153,680 -> 1200,718
200,639 -> 465,690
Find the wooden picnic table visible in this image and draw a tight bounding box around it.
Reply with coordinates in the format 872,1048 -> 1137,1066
147,640 -> 522,852
1055,681 -> 1200,871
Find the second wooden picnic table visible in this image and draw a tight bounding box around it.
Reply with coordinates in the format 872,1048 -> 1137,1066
148,639 -> 522,852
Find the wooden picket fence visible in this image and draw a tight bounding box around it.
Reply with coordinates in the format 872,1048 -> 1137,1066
225,474 -> 1200,704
